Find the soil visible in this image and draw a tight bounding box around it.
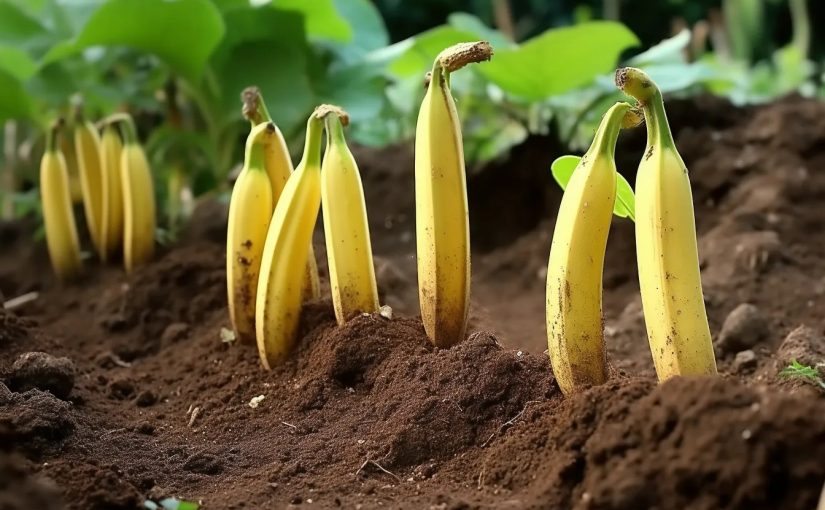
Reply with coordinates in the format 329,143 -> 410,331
2,95 -> 825,509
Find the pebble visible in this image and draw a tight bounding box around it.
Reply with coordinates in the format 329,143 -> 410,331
715,303 -> 768,355
733,350 -> 758,373
7,352 -> 76,400
136,390 -> 158,407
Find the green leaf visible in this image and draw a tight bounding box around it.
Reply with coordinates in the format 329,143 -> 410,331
615,173 -> 635,220
550,155 -> 580,190
211,6 -> 314,133
0,69 -> 35,122
550,155 -> 635,220
480,21 -> 639,100
0,1 -> 51,52
387,25 -> 480,78
274,0 -> 351,42
331,0 -> 387,63
629,29 -> 690,65
43,0 -> 225,83
447,12 -> 515,50
0,45 -> 38,80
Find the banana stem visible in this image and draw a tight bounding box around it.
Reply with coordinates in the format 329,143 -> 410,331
614,67 -> 677,150
588,102 -> 632,158
242,86 -> 273,126
45,118 -> 64,153
323,113 -> 347,148
299,116 -> 324,170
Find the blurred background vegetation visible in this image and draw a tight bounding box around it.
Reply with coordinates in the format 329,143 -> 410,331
0,0 -> 820,228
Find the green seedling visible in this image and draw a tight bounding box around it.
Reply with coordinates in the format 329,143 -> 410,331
551,155 -> 635,220
779,360 -> 825,391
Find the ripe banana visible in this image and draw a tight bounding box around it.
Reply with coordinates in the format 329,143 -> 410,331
116,116 -> 156,273
256,108 -> 326,369
546,102 -> 632,395
74,108 -> 106,258
615,67 -> 717,380
415,41 -> 493,348
58,122 -> 83,204
100,125 -> 124,262
226,122 -> 275,345
321,110 -> 379,325
40,120 -> 83,281
242,87 -> 320,301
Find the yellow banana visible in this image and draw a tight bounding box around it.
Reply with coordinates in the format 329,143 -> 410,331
256,108 -> 326,369
40,120 -> 83,281
226,122 -> 275,345
100,125 -> 124,262
321,111 -> 379,325
415,41 -> 493,347
74,108 -> 105,258
546,102 -> 632,395
116,116 -> 156,273
58,122 -> 83,204
615,67 -> 717,380
242,87 -> 320,301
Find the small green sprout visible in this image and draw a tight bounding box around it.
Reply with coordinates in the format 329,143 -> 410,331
779,360 -> 825,391
551,155 -> 636,220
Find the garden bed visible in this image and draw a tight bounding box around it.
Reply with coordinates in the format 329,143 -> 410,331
1,96 -> 824,509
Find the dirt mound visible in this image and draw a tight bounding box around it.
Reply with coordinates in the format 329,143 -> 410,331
480,377 -> 825,510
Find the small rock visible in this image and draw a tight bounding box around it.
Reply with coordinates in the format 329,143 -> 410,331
7,352 -> 75,400
733,350 -> 758,373
776,325 -> 825,367
107,379 -> 135,400
135,390 -> 157,407
182,452 -> 223,475
136,421 -> 155,435
161,322 -> 189,344
715,303 -> 768,355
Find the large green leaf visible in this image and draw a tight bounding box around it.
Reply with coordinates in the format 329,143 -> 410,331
275,0 -> 351,42
447,12 -> 514,50
480,22 -> 639,100
0,46 -> 38,80
212,6 -> 314,132
0,0 -> 55,55
43,0 -> 224,83
0,70 -> 35,122
388,25 -> 480,78
331,0 -> 388,63
550,155 -> 635,220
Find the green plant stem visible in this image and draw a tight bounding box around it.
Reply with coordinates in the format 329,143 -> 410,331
789,0 -> 810,59
299,115 -> 324,169
2,121 -> 18,220
615,67 -> 676,150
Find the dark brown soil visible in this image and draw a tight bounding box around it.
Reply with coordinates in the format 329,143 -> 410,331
1,96 -> 825,509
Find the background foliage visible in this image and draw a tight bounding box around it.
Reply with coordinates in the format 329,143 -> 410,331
0,0 -> 821,222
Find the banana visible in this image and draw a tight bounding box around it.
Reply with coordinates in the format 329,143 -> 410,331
74,107 -> 106,258
100,125 -> 124,262
40,120 -> 83,281
415,41 -> 493,347
546,102 -> 633,395
321,110 -> 379,325
116,116 -> 156,273
615,67 -> 717,380
242,87 -> 320,302
256,108 -> 327,369
226,122 -> 275,344
58,121 -> 83,204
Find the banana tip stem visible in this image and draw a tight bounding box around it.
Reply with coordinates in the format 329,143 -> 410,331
615,67 -> 658,103
437,41 -> 493,73
313,104 -> 349,126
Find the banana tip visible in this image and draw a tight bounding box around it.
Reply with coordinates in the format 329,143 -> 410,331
437,41 -> 493,73
313,104 -> 349,126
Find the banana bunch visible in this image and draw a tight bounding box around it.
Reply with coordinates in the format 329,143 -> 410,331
114,115 -> 157,273
615,67 -> 717,380
546,102 -> 634,395
256,108 -> 327,369
242,87 -> 320,301
321,109 -> 379,325
40,119 -> 83,281
73,106 -> 106,258
415,41 -> 493,348
226,122 -> 275,344
100,125 -> 124,261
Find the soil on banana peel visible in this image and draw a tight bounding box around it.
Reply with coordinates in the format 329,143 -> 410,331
2,95 -> 825,509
